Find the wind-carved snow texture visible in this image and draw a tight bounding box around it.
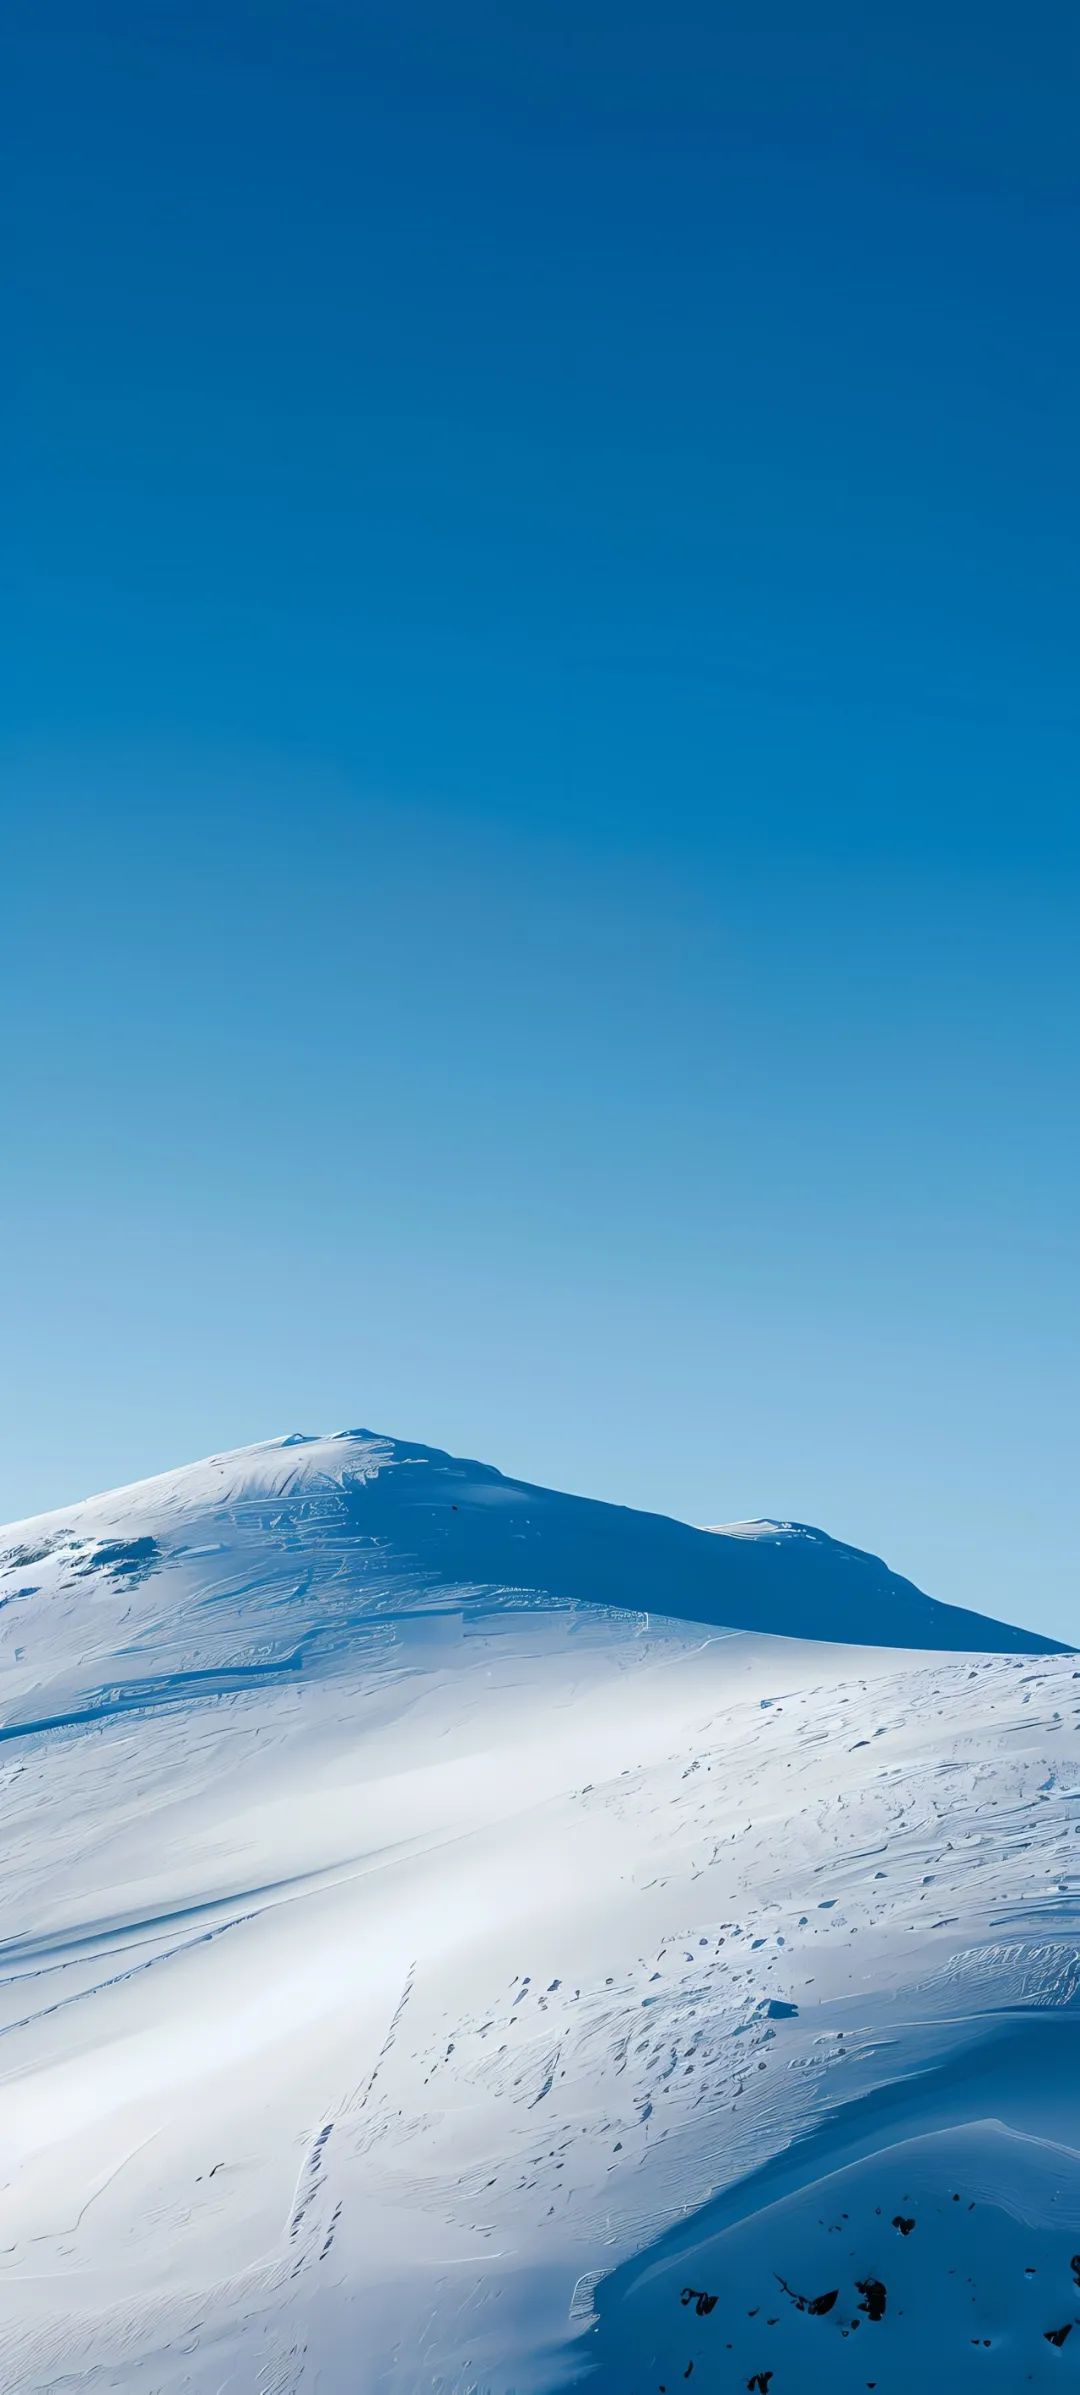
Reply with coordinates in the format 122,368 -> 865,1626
0,1428 -> 1074,2393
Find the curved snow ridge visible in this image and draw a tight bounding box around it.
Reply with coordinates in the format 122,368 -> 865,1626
0,1425 -> 1076,2395
0,1428 -> 396,1543
0,1428 -> 1061,1657
583,2115 -> 1080,2392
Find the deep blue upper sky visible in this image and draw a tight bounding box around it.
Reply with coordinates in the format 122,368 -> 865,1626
6,1 -> 1078,1636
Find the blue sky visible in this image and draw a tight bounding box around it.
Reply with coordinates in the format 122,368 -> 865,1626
6,1 -> 1078,1637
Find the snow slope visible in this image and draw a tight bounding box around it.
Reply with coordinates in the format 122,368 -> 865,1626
0,1430 -> 1076,2395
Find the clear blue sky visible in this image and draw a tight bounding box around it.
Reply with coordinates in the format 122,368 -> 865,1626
6,2 -> 1078,1637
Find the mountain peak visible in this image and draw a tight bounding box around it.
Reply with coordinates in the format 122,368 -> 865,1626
3,1426 -> 1061,1657
0,1421 -> 1071,2395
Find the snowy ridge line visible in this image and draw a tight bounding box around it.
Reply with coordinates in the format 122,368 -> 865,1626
0,1427 -> 1072,2393
0,1426 -> 1061,1655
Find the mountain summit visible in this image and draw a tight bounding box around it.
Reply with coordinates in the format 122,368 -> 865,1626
3,1428 -> 1059,1683
2,1429 -> 1073,2395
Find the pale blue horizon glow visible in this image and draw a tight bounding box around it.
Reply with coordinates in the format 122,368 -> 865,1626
5,1 -> 1078,1640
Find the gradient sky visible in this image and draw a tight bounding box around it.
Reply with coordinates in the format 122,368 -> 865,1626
6,1 -> 1079,1638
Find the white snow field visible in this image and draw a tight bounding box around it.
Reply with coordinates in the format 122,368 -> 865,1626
1,1429 -> 1077,2395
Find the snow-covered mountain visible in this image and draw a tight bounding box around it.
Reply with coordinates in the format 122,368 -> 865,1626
1,1430 -> 1076,2394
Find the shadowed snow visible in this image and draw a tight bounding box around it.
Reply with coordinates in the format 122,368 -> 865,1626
0,1431 -> 1073,2394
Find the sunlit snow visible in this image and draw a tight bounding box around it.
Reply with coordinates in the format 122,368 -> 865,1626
1,1430 -> 1075,2393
